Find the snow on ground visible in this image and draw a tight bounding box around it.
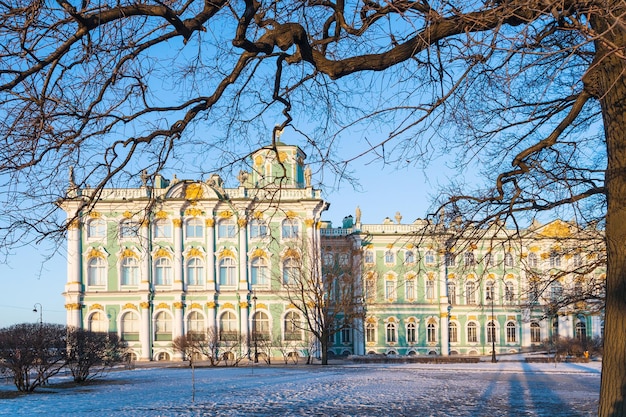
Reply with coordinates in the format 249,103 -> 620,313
0,360 -> 601,417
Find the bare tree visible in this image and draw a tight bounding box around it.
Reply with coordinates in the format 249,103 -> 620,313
66,327 -> 127,383
2,1 -> 626,414
0,323 -> 67,392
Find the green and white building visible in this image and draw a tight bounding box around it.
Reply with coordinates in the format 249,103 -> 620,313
61,142 -> 604,361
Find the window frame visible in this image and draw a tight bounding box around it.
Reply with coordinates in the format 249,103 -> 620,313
185,218 -> 204,239
219,257 -> 237,287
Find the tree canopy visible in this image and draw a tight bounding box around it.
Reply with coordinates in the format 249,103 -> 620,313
1,1 -> 625,415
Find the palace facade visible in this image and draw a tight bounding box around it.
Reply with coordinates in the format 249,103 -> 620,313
61,142 -> 604,361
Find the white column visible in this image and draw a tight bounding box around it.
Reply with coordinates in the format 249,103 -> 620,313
240,303 -> 249,355
173,219 -> 183,291
140,302 -> 151,361
173,302 -> 184,360
559,315 -> 573,339
238,219 -> 249,292
440,313 -> 449,356
439,256 -> 449,356
591,314 -> 602,338
65,219 -> 83,328
206,219 -> 216,291
521,308 -> 531,348
140,220 -> 151,291
207,302 -> 217,331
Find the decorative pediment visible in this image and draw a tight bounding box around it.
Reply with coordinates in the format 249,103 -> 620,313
537,220 -> 572,238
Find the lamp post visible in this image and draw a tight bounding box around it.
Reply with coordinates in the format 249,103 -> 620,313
252,292 -> 258,363
486,291 -> 496,363
33,303 -> 43,325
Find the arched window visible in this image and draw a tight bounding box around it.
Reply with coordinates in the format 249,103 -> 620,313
219,257 -> 236,286
282,257 -> 299,285
424,250 -> 435,264
253,311 -> 270,340
89,311 -> 108,333
366,322 -> 376,343
505,282 -> 515,303
465,281 -> 476,304
427,322 -> 437,343
528,253 -> 538,268
464,252 -> 475,266
219,311 -> 237,340
485,280 -> 495,303
323,253 -> 334,266
386,322 -> 397,343
251,257 -> 269,286
530,322 -> 541,343
576,321 -> 587,341
504,252 -> 514,267
87,219 -> 106,238
467,322 -> 477,343
549,252 -> 562,268
187,311 -> 204,335
153,219 -> 171,239
121,312 -> 139,341
186,257 -> 204,286
506,321 -> 517,343
185,218 -> 203,239
155,311 -> 172,341
155,257 -> 172,286
87,257 -> 107,286
447,281 -> 456,304
121,256 -> 139,286
249,219 -> 267,238
284,311 -> 302,341
120,219 -> 139,239
406,322 -> 416,344
445,253 -> 456,267
449,322 -> 458,343
281,218 -> 299,239
384,250 -> 395,264
218,219 -> 237,239
404,251 -> 415,264
487,320 -> 497,344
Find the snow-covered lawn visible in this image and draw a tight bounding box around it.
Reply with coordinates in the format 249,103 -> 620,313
0,360 -> 601,416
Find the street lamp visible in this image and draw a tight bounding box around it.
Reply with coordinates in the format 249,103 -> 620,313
486,291 -> 496,363
33,303 -> 43,325
252,292 -> 258,363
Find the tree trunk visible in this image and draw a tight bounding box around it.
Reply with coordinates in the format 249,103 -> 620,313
595,11 -> 626,417
320,330 -> 329,365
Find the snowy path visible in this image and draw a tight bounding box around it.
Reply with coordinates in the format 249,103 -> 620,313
0,361 -> 601,416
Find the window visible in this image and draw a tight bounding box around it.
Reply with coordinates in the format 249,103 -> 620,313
366,322 -> 376,343
550,281 -> 563,301
449,322 -> 458,343
283,257 -> 299,285
465,281 -> 476,304
427,322 -> 437,343
425,250 -> 435,265
89,312 -> 108,333
464,252 -> 475,266
249,219 -> 267,238
505,282 -> 515,303
87,257 -> 106,286
153,219 -> 171,239
185,218 -> 203,239
504,253 -> 514,267
385,280 -> 397,301
447,281 -> 456,304
120,219 -> 140,239
155,257 -> 172,286
576,321 -> 587,341
530,322 -> 541,343
251,257 -> 269,286
121,257 -> 139,286
405,278 -> 416,301
404,251 -> 415,264
323,253 -> 334,266
406,323 -> 416,344
506,322 -> 517,343
281,219 -> 299,239
386,322 -> 397,343
528,253 -> 538,268
425,279 -> 435,300
155,311 -> 172,341
573,253 -> 583,268
186,257 -> 204,286
88,219 -> 106,238
467,322 -> 477,343
384,250 -> 395,264
188,311 -> 204,335
485,280 -> 495,303
253,311 -> 270,340
218,219 -> 237,239
341,327 -> 352,344
219,257 -> 236,286
366,277 -> 376,301
487,321 -> 496,344
338,253 -> 350,266
220,311 -> 237,340
549,252 -> 561,268
364,250 -> 374,264
121,312 -> 139,341
445,253 -> 456,267
483,252 -> 493,267
284,312 -> 302,341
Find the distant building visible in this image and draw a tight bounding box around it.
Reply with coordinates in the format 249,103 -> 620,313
61,142 -> 604,361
